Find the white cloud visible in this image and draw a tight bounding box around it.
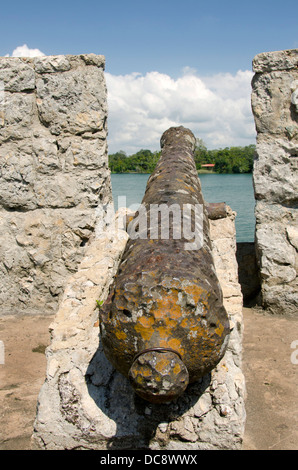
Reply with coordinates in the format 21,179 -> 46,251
2,46 -> 256,153
106,69 -> 256,154
6,44 -> 45,58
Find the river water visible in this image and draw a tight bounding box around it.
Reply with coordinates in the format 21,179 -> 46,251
111,173 -> 255,242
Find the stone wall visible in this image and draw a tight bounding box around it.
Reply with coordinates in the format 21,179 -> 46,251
0,55 -> 111,314
251,49 -> 298,316
32,206 -> 246,450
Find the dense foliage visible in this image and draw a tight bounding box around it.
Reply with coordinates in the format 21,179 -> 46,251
194,140 -> 255,174
108,149 -> 161,174
108,141 -> 255,174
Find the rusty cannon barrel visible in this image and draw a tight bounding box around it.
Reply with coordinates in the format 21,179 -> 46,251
99,126 -> 230,404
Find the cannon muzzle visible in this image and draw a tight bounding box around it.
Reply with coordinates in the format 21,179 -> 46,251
128,348 -> 189,403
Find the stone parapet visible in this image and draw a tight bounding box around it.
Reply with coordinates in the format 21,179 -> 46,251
0,55 -> 111,314
251,49 -> 298,316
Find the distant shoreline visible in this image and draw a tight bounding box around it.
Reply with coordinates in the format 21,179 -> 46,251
110,170 -> 252,175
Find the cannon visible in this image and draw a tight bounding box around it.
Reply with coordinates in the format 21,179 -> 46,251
99,126 -> 230,403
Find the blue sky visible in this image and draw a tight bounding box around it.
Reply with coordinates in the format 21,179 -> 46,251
1,0 -> 297,152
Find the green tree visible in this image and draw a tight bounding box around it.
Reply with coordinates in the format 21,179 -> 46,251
109,143 -> 255,174
194,138 -> 208,169
109,151 -> 128,173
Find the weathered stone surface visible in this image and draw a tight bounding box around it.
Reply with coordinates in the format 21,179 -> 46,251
252,49 -> 298,73
252,49 -> 298,316
0,57 -> 36,92
36,66 -> 107,136
253,137 -> 297,204
32,205 -> 245,450
0,55 -> 111,314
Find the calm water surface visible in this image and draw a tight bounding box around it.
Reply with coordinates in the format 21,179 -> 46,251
111,173 -> 255,242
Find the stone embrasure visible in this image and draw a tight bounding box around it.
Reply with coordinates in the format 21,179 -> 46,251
32,205 -> 246,450
0,54 -> 111,314
251,49 -> 298,316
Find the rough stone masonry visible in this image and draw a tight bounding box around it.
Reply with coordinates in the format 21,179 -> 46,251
251,49 -> 298,316
0,54 -> 112,314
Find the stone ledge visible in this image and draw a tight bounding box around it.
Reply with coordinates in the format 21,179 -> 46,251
252,49 -> 298,73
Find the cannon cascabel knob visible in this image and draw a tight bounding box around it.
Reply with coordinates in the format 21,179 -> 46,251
99,126 -> 230,403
